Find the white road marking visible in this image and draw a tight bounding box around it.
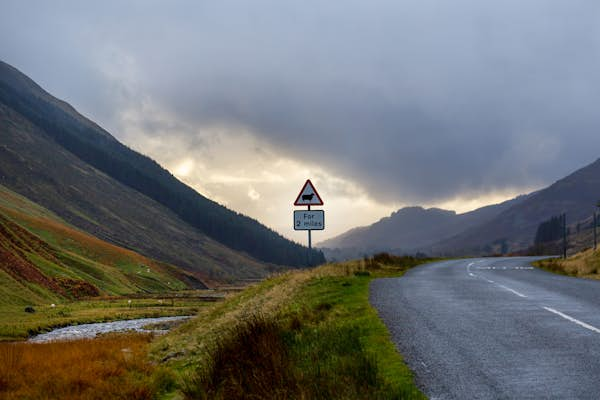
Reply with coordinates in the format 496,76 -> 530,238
543,307 -> 600,334
467,262 -> 476,277
497,284 -> 528,298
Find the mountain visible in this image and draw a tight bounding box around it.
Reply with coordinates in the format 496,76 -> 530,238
322,156 -> 600,259
319,196 -> 528,260
0,183 -> 197,306
0,60 -> 324,283
432,158 -> 600,255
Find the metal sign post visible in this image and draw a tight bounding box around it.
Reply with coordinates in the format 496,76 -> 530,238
594,212 -> 597,251
562,213 -> 567,259
293,180 -> 325,266
596,201 -> 600,251
308,205 -> 312,265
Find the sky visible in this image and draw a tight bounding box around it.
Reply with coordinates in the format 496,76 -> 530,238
2,1 -> 600,243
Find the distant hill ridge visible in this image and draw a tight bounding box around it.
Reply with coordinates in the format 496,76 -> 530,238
321,155 -> 600,259
432,157 -> 600,255
0,60 -> 324,281
319,196 -> 528,259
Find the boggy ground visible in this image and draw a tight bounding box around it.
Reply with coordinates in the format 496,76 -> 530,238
0,333 -> 174,400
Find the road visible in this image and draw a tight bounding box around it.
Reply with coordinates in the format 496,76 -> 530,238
370,257 -> 600,399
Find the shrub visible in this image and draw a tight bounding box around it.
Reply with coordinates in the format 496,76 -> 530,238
183,315 -> 297,400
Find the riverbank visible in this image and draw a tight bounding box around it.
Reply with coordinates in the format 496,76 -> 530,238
29,315 -> 191,342
0,290 -> 221,341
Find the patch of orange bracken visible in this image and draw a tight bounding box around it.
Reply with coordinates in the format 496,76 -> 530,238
55,277 -> 100,298
0,334 -> 167,399
0,213 -> 99,299
0,203 -> 207,284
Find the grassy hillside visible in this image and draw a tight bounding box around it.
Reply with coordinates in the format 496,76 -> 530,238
151,254 -> 431,399
434,158 -> 600,256
0,183 -> 196,307
0,101 -> 273,283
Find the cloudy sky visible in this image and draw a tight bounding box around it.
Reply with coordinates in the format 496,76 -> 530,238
2,1 -> 600,243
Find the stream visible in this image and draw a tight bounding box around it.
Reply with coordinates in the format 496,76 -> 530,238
29,316 -> 191,342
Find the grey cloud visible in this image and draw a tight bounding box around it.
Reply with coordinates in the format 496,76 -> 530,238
2,1 -> 600,204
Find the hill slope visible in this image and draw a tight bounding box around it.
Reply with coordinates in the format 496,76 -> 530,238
319,196 -> 528,259
0,60 -> 324,280
433,158 -> 600,255
322,157 -> 600,258
0,184 -> 197,306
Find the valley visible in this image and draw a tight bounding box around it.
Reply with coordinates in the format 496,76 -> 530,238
2,6 -> 600,396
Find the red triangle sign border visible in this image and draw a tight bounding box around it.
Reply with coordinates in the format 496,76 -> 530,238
294,179 -> 324,206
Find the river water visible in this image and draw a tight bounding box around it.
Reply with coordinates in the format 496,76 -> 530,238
29,316 -> 191,342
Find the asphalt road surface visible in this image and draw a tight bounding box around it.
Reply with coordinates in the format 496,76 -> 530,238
370,257 -> 600,399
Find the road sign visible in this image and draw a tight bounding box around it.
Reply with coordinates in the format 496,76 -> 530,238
294,210 -> 325,230
294,179 -> 324,206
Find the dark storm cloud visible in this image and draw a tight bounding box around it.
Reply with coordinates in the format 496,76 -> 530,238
2,0 -> 600,204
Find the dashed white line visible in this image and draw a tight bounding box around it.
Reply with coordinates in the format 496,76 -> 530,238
497,284 -> 528,298
543,307 -> 600,334
466,262 -> 600,335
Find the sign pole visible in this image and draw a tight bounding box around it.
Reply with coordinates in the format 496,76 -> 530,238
594,212 -> 597,251
562,213 -> 567,259
307,205 -> 312,266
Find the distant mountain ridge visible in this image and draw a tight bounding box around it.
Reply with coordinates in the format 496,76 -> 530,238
432,157 -> 600,255
322,155 -> 600,259
0,60 -> 324,282
319,195 -> 528,259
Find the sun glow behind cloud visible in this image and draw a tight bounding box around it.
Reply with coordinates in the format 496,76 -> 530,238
112,97 -> 396,241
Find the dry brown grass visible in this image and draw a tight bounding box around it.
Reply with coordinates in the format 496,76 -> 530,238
0,334 -> 172,400
536,248 -> 600,279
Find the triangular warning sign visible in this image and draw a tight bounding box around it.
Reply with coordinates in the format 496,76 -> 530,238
294,179 -> 324,206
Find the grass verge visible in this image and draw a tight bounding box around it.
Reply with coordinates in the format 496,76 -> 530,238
534,248 -> 600,279
153,254 -> 432,399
